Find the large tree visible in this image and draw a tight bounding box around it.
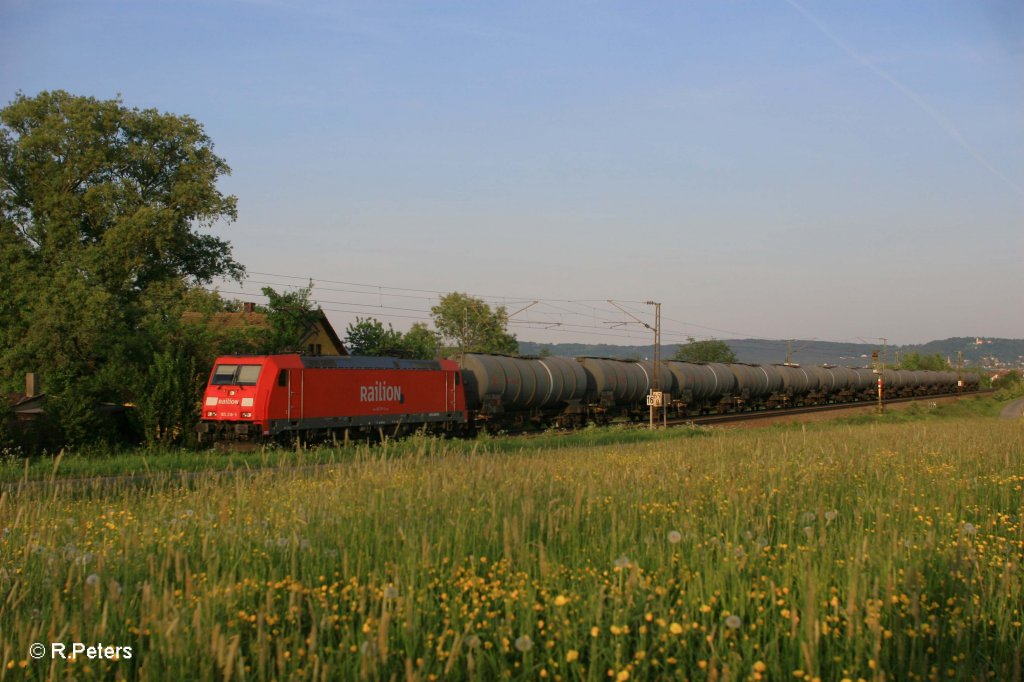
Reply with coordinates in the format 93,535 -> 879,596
672,337 -> 737,364
0,91 -> 241,445
430,292 -> 519,356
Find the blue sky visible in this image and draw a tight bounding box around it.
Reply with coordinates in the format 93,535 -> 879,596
2,0 -> 1022,346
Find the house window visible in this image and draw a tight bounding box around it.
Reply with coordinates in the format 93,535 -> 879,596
307,343 -> 322,356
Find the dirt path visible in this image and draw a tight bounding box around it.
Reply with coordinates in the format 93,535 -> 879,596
1000,398 -> 1024,420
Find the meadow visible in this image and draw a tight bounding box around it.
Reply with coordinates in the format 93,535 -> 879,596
0,408 -> 1021,680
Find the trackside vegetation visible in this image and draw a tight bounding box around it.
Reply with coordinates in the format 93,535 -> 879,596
1,411 -> 1021,680
0,394 -> 1002,485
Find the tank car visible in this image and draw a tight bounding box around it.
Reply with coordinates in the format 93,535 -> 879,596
460,354 -> 587,427
775,364 -> 818,406
666,362 -> 737,413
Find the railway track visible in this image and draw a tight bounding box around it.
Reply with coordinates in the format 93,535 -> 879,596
672,390 -> 985,427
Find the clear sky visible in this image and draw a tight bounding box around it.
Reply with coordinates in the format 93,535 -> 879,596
2,0 -> 1022,346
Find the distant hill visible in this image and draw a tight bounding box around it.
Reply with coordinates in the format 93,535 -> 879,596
518,337 -> 1024,369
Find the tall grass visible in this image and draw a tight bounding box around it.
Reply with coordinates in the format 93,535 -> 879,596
0,423 -> 714,485
1,417 -> 1021,680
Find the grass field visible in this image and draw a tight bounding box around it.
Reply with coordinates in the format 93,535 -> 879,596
1,404 -> 1021,680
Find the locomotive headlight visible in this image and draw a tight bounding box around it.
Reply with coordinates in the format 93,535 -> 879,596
206,411 -> 217,417
241,412 -> 253,418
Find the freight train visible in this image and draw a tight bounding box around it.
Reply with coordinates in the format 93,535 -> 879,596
197,353 -> 979,442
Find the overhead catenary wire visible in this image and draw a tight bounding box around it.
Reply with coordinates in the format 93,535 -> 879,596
207,271 -> 874,350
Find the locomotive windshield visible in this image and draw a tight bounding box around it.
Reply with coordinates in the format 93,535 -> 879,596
211,364 -> 262,386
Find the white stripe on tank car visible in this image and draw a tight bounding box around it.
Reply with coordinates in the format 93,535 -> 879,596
538,360 -> 555,406
637,363 -> 650,394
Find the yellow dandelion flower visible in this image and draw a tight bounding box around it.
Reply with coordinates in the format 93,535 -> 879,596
669,622 -> 684,635
616,671 -> 630,682
554,595 -> 569,607
566,650 -> 579,663
754,661 -> 767,673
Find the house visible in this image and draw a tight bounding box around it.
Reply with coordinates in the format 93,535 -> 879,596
181,302 -> 348,356
6,373 -> 45,423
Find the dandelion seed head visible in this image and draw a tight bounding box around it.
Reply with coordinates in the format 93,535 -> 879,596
514,635 -> 533,652
667,530 -> 682,544
85,574 -> 100,588
961,522 -> 977,536
465,635 -> 481,649
614,555 -> 631,570
824,510 -> 838,522
384,586 -> 399,600
803,526 -> 814,539
724,614 -> 742,630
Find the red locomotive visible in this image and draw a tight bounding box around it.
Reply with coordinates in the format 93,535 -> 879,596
197,354 -> 467,441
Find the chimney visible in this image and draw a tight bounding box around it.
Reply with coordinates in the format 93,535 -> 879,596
243,302 -> 255,314
25,372 -> 40,397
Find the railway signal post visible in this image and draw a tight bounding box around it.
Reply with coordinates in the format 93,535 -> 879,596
609,299 -> 664,429
872,350 -> 884,414
956,351 -> 964,393
646,300 -> 663,430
